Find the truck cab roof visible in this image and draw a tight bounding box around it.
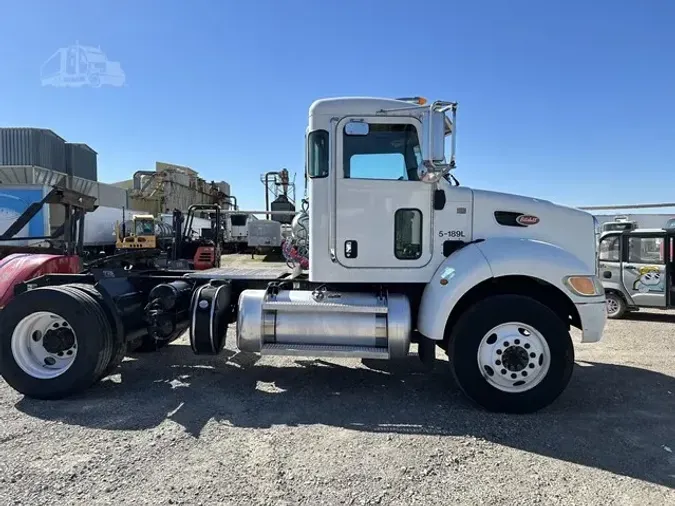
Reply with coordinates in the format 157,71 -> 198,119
309,97 -> 424,117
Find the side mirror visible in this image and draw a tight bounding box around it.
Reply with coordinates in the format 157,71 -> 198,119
421,109 -> 446,164
417,102 -> 457,183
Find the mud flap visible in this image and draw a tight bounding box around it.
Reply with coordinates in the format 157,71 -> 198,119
189,281 -> 232,355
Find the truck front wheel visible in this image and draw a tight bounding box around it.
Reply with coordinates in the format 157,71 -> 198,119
447,294 -> 574,414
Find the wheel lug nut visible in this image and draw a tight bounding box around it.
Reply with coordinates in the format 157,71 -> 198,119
514,339 -> 520,345
495,360 -> 501,366
529,363 -> 535,369
524,343 -> 530,349
504,342 -> 509,347
530,352 -> 536,358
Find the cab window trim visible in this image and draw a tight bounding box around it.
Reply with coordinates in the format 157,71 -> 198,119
342,122 -> 422,182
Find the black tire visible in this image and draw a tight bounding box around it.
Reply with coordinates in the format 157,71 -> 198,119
447,294 -> 574,414
0,286 -> 114,400
65,283 -> 126,378
605,292 -> 626,319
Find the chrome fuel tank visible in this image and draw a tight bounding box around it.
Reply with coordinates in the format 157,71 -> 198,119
237,288 -> 411,359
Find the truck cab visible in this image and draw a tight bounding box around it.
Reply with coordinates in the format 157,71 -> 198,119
599,227 -> 675,318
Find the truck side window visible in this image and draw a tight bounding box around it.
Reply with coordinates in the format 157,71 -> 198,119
598,236 -> 620,261
627,236 -> 664,264
308,130 -> 329,178
344,123 -> 421,181
395,209 -> 422,260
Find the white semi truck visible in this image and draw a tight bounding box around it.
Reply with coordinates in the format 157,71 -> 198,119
0,96 -> 607,413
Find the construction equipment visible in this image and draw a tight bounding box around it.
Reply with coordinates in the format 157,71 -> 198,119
165,204 -> 221,270
115,213 -> 159,250
0,96 -> 606,414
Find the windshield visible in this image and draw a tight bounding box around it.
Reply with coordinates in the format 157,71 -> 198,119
135,219 -> 154,235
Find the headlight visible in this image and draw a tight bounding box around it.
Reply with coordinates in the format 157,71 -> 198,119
563,275 -> 604,297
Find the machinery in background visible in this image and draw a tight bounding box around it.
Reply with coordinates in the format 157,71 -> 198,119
263,169 -> 295,225
221,170 -> 297,255
164,204 -> 221,270
224,212 -> 256,252
247,219 -> 282,258
115,213 -> 161,251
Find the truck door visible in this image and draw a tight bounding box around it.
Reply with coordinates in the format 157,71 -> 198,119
621,233 -> 667,307
597,232 -> 622,288
333,116 -> 433,269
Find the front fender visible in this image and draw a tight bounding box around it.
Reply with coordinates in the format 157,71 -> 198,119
475,238 -> 598,301
417,238 -> 603,341
417,243 -> 493,340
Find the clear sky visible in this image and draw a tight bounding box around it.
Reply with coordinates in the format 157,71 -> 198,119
1,0 -> 673,213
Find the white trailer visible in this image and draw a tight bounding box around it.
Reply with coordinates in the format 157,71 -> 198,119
0,96 -> 607,414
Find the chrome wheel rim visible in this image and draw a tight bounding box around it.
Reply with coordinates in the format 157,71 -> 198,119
477,322 -> 551,393
11,312 -> 78,379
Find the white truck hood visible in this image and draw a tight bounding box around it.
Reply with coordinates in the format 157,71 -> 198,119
471,188 -> 597,273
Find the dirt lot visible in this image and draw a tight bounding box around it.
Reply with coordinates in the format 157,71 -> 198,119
1,309 -> 674,505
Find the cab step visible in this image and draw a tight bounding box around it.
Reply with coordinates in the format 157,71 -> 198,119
260,343 -> 390,359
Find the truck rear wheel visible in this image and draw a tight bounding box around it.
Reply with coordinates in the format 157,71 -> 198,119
0,286 -> 114,400
448,294 -> 574,414
65,283 -> 126,378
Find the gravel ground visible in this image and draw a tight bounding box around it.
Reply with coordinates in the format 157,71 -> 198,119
1,310 -> 674,505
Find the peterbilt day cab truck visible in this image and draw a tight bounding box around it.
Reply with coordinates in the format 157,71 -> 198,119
0,96 -> 607,413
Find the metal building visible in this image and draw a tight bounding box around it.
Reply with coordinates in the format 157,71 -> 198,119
0,128 -> 67,173
65,143 -> 98,181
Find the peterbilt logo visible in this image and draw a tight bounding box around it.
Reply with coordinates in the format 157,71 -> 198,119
516,214 -> 540,226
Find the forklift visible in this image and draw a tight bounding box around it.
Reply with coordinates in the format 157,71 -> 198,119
164,204 -> 222,271
598,224 -> 675,318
